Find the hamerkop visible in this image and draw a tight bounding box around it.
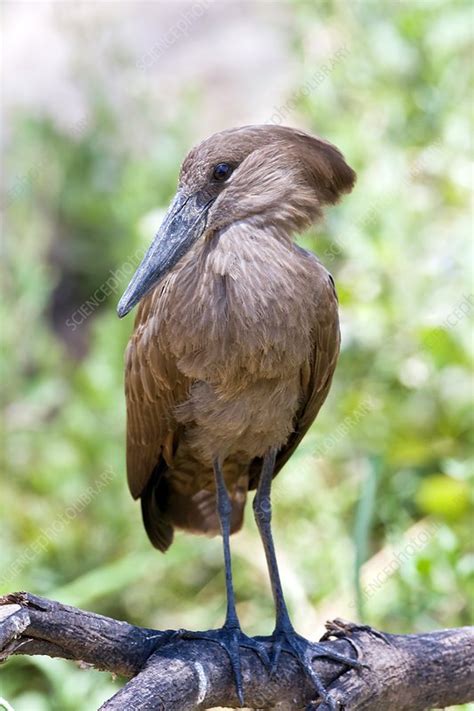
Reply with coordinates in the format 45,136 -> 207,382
118,125 -> 357,703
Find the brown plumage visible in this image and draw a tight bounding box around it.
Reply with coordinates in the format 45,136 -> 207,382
118,124 -> 356,702
122,125 -> 354,550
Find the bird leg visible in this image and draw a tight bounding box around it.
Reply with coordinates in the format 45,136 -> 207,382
253,449 -> 361,705
215,456 -> 241,629
181,458 -> 269,706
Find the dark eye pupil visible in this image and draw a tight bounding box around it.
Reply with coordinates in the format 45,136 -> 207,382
213,163 -> 232,181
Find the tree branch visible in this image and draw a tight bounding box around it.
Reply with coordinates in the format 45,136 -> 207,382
1,592 -> 473,710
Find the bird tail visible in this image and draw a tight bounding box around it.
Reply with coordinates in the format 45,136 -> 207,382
141,461 -> 249,550
140,464 -> 174,552
171,486 -> 247,537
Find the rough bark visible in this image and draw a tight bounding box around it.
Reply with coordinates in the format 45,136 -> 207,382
0,592 -> 472,710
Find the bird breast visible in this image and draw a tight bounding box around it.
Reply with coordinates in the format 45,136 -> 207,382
158,224 -> 320,386
146,222 -> 334,461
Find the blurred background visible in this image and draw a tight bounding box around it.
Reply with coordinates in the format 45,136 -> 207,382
1,0 -> 473,709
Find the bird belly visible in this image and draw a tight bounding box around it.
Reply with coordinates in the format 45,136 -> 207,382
174,372 -> 302,463
163,370 -> 301,536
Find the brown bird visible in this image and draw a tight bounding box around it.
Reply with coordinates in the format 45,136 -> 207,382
118,125 -> 357,704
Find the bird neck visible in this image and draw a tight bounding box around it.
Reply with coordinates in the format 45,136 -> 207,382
203,220 -> 295,278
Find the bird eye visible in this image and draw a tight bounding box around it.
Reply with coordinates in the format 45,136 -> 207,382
213,163 -> 233,181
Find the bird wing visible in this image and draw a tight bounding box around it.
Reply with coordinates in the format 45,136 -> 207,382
248,271 -> 340,488
125,292 -> 188,501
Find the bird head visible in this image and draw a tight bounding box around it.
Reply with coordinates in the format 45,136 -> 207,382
117,125 -> 356,317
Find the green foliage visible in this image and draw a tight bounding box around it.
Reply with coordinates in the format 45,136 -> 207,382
1,1 -> 472,709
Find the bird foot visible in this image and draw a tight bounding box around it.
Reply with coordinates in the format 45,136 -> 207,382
266,625 -> 362,707
181,623 -> 270,706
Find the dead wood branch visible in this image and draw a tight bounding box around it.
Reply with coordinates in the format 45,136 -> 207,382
0,592 -> 472,710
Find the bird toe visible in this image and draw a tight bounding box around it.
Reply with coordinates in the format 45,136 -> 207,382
268,626 -> 360,706
181,624 -> 271,706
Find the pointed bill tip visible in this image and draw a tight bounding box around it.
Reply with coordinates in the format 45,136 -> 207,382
117,296 -> 132,319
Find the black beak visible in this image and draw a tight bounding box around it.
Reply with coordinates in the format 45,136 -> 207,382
117,190 -> 214,318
